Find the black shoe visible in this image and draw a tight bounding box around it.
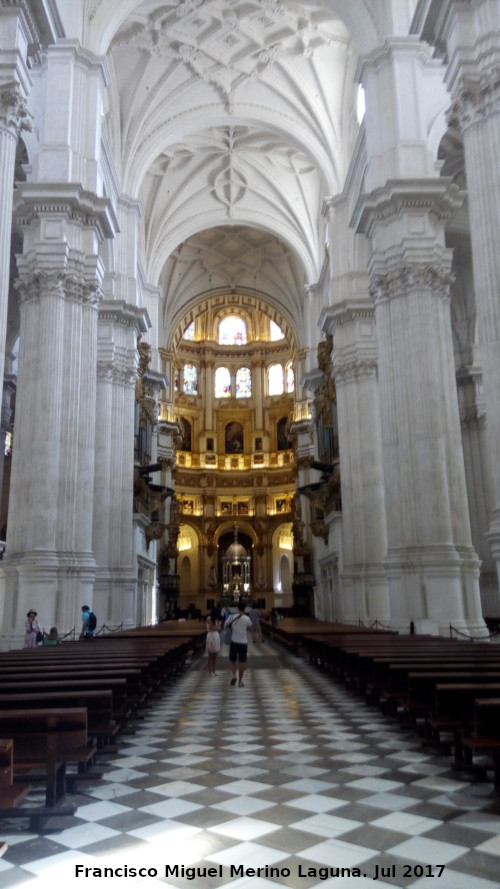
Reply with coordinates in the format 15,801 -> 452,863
230,678 -> 236,686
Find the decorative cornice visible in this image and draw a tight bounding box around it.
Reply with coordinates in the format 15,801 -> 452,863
320,301 -> 374,333
352,179 -> 464,236
14,183 -> 119,241
99,300 -> 150,334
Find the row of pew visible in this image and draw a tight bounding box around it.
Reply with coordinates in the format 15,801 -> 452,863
0,622 -> 206,830
267,619 -> 500,793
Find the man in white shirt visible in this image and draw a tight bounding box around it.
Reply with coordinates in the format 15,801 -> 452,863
225,601 -> 253,687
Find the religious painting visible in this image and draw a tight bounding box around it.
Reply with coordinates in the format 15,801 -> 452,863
225,420 -> 244,453
179,417 -> 192,452
277,416 -> 291,450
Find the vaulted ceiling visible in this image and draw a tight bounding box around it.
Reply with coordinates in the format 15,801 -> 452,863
97,1 -> 363,344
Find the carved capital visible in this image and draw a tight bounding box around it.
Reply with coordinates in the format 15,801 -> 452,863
15,250 -> 103,307
334,359 -> 378,385
369,262 -> 454,306
449,66 -> 500,136
0,84 -> 32,136
97,360 -> 136,387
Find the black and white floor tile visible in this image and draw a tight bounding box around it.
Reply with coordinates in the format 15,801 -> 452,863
1,642 -> 500,888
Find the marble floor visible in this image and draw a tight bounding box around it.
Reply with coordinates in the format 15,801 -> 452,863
1,642 -> 500,889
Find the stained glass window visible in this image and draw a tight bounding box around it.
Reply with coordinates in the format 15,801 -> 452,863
219,315 -> 247,345
183,363 -> 198,395
286,361 -> 294,393
236,367 -> 251,398
215,366 -> 231,398
183,321 -> 194,340
270,320 -> 284,341
268,363 -> 284,396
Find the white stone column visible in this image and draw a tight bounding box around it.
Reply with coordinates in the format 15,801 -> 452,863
93,302 -> 149,629
457,365 -> 498,615
355,182 -> 485,635
353,33 -> 486,635
254,359 -> 264,432
2,185 -> 117,647
321,301 -> 390,626
441,0 -> 500,590
204,358 -> 214,433
0,8 -> 31,397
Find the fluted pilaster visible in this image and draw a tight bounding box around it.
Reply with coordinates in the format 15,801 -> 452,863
448,51 -> 500,585
93,301 -> 149,628
321,300 -> 389,624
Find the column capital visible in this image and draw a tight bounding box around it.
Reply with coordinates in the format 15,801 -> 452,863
0,82 -> 31,136
448,63 -> 500,135
368,257 -> 454,307
15,247 -> 104,308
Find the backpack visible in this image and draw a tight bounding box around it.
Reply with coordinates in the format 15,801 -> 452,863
88,611 -> 97,631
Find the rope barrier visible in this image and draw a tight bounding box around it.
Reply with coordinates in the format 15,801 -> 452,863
95,622 -> 123,636
449,623 -> 500,642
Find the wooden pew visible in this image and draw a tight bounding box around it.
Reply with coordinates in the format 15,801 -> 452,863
461,699 -> 500,792
0,667 -> 148,712
0,708 -> 98,804
0,739 -> 31,808
0,678 -> 131,727
0,690 -> 117,749
0,708 -> 98,816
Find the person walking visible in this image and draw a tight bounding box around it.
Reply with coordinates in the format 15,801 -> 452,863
205,607 -> 221,676
249,602 -> 262,643
224,601 -> 252,687
80,605 -> 95,640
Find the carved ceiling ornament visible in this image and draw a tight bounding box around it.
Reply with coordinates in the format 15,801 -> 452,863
112,1 -> 344,84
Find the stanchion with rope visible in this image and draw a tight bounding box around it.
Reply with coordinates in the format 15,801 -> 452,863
449,623 -> 500,642
94,623 -> 124,637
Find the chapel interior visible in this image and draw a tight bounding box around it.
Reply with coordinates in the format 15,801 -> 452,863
2,1 -> 500,882
0,0 -> 499,648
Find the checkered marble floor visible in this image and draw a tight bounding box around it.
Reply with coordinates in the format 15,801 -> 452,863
1,641 -> 500,888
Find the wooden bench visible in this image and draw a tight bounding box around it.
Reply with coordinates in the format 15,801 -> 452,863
461,699 -> 500,792
0,739 -> 31,808
0,690 -> 117,749
0,677 -> 131,725
0,708 -> 98,806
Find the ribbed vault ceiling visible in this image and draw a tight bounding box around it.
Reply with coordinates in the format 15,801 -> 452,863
101,0 -> 361,344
